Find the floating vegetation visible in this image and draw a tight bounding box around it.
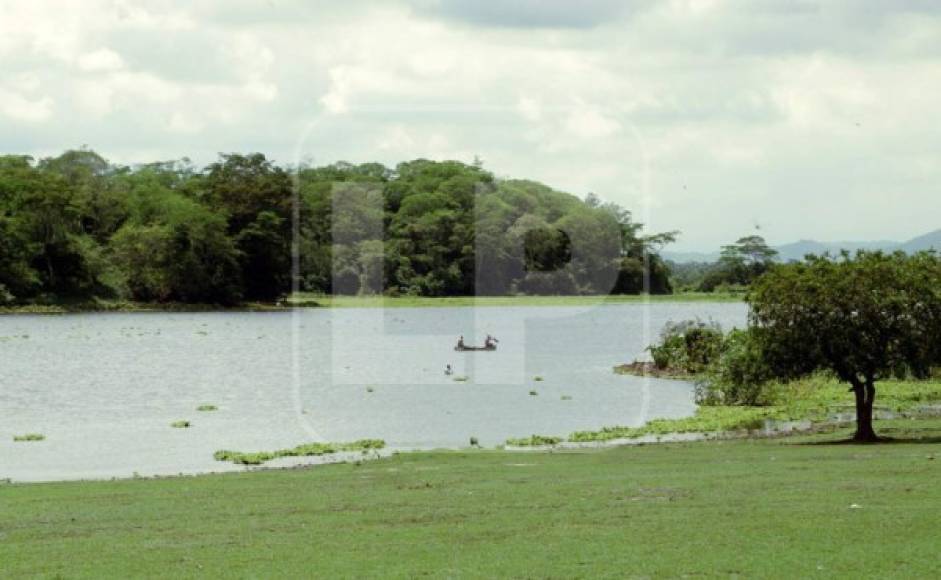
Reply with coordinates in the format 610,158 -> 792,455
214,439 -> 386,466
453,376 -> 469,382
506,435 -> 562,447
13,433 -> 45,442
469,436 -> 479,447
560,395 -> 573,401
533,376 -> 544,382
196,405 -> 218,412
366,387 -> 375,393
567,408 -> 772,443
171,420 -> 191,429
528,390 -> 538,396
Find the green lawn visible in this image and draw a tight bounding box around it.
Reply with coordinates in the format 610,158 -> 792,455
3,419 -> 940,578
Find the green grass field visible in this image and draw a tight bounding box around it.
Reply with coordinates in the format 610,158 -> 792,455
3,418 -> 940,578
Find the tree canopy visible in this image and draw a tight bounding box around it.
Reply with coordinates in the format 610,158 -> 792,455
748,251 -> 941,441
0,149 -> 677,305
699,235 -> 778,292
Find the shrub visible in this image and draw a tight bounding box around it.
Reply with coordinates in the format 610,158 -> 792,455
648,319 -> 724,374
697,328 -> 775,406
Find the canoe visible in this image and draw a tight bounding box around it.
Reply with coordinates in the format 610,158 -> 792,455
454,344 -> 497,351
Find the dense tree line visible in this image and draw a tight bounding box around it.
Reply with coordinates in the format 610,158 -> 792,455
0,149 -> 676,306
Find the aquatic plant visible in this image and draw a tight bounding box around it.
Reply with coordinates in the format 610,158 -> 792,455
453,376 -> 469,382
506,435 -> 561,447
560,395 -> 572,401
366,387 -> 375,393
533,376 -> 544,381
528,390 -> 538,396
171,420 -> 191,428
13,433 -> 45,442
214,439 -> 386,466
196,405 -> 218,412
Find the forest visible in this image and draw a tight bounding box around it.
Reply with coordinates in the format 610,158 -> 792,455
0,149 -> 677,306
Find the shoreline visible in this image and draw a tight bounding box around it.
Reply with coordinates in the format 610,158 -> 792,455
0,292 -> 743,315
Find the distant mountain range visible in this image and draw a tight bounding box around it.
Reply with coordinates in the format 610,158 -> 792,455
663,228 -> 941,264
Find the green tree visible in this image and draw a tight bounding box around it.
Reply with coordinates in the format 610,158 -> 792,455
700,235 -> 778,291
201,153 -> 292,300
111,172 -> 241,304
748,251 -> 941,441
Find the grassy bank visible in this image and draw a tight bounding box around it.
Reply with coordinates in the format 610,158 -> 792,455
2,419 -> 940,577
0,292 -> 743,314
0,299 -> 288,315
510,377 -> 941,445
286,292 -> 743,309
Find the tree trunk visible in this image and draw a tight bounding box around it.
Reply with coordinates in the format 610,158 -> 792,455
852,380 -> 878,442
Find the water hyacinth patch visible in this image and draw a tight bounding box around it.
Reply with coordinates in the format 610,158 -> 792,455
214,439 -> 386,465
171,420 -> 191,429
196,405 -> 218,412
505,435 -> 562,447
13,433 -> 45,442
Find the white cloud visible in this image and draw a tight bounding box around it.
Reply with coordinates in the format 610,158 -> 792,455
0,0 -> 939,250
77,48 -> 126,72
0,86 -> 54,122
563,105 -> 621,140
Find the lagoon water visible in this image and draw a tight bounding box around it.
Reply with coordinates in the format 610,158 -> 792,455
0,302 -> 746,482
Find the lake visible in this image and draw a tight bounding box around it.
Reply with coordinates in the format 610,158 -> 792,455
0,302 -> 747,482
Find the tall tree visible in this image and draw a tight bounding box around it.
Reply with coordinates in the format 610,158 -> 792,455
202,154 -> 292,300
748,251 -> 941,441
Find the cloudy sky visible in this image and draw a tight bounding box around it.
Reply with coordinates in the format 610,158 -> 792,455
2,0 -> 939,250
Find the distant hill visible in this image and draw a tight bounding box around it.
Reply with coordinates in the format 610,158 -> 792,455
773,239 -> 899,262
659,250 -> 720,263
664,229 -> 941,264
901,229 -> 941,253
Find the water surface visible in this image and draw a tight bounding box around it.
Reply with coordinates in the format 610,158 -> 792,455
0,302 -> 746,482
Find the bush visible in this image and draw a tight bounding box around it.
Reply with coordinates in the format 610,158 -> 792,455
648,319 -> 724,374
697,328 -> 775,406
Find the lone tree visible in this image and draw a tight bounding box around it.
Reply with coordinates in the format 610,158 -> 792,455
748,251 -> 941,442
700,234 -> 778,291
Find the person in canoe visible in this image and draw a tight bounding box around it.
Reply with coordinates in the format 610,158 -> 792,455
445,364 -> 453,376
484,335 -> 499,348
457,335 -> 465,349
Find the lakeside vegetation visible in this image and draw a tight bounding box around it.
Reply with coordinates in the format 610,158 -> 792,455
604,251 -> 941,444
0,291 -> 743,314
213,439 -> 386,466
508,376 -> 941,446
0,149 -> 679,310
3,421 -> 940,577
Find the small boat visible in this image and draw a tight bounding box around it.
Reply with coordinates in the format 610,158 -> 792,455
454,344 -> 497,352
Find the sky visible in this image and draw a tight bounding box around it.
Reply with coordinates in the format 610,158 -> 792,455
1,0 -> 939,251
